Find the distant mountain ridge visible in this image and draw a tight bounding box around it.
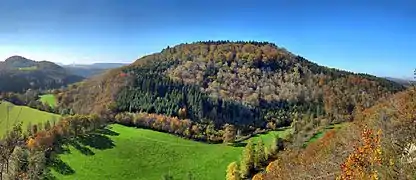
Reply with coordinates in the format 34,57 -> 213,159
62,63 -> 128,77
0,56 -> 84,92
384,77 -> 415,87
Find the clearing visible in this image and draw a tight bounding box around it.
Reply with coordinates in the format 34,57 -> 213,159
51,124 -> 291,180
0,101 -> 60,136
39,94 -> 57,107
305,123 -> 348,145
17,66 -> 38,71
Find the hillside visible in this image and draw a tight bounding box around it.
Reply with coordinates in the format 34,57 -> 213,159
0,101 -> 60,136
0,56 -> 84,92
58,41 -> 404,133
259,87 -> 416,179
385,77 -> 415,87
51,124 -> 290,180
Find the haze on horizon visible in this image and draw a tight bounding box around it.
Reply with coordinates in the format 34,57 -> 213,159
0,0 -> 415,79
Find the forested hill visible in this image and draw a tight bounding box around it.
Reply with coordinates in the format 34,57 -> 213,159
0,56 -> 84,92
58,41 -> 404,130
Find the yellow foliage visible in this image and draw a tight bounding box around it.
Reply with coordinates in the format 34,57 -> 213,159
27,137 -> 37,150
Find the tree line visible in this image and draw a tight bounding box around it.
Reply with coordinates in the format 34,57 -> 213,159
0,114 -> 106,180
226,135 -> 285,180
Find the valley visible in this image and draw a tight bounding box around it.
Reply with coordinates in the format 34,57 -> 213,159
0,41 -> 414,180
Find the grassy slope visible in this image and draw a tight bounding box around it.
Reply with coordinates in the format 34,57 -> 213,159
39,94 -> 57,107
0,101 -> 60,136
52,124 -> 291,180
305,123 -> 348,144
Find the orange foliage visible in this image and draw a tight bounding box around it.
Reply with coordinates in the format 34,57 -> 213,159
338,127 -> 382,180
252,173 -> 265,180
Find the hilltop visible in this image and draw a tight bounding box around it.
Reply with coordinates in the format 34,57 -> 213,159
58,41 -> 404,135
0,56 -> 84,92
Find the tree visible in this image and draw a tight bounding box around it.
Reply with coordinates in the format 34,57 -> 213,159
27,150 -> 46,180
270,135 -> 279,155
44,120 -> 51,131
240,140 -> 255,178
255,139 -> 266,169
264,146 -> 270,160
7,146 -> 27,180
226,162 -> 241,180
223,124 -> 237,143
0,142 -> 6,180
338,127 -> 382,180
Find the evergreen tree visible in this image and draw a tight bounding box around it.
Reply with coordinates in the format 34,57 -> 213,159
270,135 -> 279,155
7,146 -> 27,180
254,138 -> 266,169
240,140 -> 254,178
226,162 -> 241,180
44,120 -> 51,131
28,150 -> 46,180
264,146 -> 270,160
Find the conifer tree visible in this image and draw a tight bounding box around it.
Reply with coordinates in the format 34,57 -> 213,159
8,146 -> 27,180
240,140 -> 254,178
28,150 -> 46,180
226,162 -> 241,180
270,135 -> 279,155
254,138 -> 266,169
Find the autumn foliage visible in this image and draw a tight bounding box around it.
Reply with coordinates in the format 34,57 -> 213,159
26,114 -> 104,151
338,127 -> 382,180
260,88 -> 416,179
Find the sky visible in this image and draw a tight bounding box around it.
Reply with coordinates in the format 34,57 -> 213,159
0,0 -> 415,79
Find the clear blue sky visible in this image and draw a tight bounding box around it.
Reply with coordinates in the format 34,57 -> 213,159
0,0 -> 415,78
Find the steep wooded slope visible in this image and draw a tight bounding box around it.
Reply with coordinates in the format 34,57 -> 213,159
58,41 -> 404,129
0,56 -> 84,92
260,87 -> 416,179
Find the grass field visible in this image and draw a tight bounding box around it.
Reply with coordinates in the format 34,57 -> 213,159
17,66 -> 38,71
0,101 -> 60,136
51,124 -> 292,180
39,94 -> 57,107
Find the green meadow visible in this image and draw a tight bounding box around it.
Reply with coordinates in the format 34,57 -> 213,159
17,66 -> 38,71
0,101 -> 60,136
52,124 -> 291,180
39,94 -> 57,107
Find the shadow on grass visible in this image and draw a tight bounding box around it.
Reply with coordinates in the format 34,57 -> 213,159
49,157 -> 75,175
49,127 -> 119,177
75,132 -> 115,150
95,128 -> 120,136
230,142 -> 247,147
68,139 -> 95,156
